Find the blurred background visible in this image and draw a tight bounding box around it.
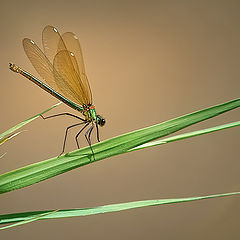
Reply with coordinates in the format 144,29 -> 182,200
0,0 -> 239,239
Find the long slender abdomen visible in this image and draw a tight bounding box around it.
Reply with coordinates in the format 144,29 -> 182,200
9,63 -> 84,112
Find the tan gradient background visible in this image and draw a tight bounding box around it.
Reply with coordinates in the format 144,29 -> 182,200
0,0 -> 240,239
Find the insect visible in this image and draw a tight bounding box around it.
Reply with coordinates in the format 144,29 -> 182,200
9,25 -> 105,160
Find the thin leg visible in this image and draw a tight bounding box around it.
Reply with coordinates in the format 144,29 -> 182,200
87,125 -> 94,145
85,124 -> 95,161
96,121 -> 100,142
59,122 -> 86,156
41,112 -> 85,121
75,122 -> 90,149
87,124 -> 95,160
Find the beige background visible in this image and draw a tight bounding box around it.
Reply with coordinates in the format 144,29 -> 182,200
0,0 -> 239,239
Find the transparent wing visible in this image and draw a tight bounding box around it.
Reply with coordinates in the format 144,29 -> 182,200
22,38 -> 89,105
61,32 -> 86,74
23,38 -> 60,91
61,32 -> 92,103
53,50 -> 92,105
42,25 -> 92,104
42,25 -> 63,64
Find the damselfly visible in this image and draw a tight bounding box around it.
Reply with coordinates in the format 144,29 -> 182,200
9,25 -> 105,160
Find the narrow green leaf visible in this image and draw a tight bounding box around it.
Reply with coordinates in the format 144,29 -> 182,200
129,121 -> 240,152
0,98 -> 239,194
0,102 -> 61,141
0,192 -> 239,227
0,130 -> 26,146
0,153 -> 7,159
0,210 -> 58,230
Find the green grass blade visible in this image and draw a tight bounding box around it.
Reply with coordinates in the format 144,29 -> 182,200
0,210 -> 58,230
0,192 -> 239,228
0,131 -> 26,146
0,98 -> 239,194
129,121 -> 240,151
0,153 -> 7,159
0,102 -> 61,141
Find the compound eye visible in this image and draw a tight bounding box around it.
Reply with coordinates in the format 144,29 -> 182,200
100,118 -> 105,126
101,118 -> 106,126
97,116 -> 106,126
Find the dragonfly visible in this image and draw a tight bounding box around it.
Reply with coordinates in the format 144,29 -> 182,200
9,25 -> 105,160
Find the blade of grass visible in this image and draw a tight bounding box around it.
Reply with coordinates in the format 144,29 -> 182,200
0,192 -> 239,227
0,153 -> 7,159
0,98 -> 239,194
0,130 -> 26,146
0,102 -> 61,141
0,210 -> 58,230
129,121 -> 240,152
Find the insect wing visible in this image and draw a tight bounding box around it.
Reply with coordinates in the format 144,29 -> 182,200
61,32 -> 86,74
42,25 -> 92,105
23,38 -> 61,91
23,26 -> 92,106
61,32 -> 92,103
53,50 -> 91,105
23,38 -> 85,105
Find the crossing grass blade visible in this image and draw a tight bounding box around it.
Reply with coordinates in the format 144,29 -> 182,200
0,102 -> 61,141
0,192 -> 239,228
0,98 -> 239,194
0,210 -> 59,230
0,131 -> 26,146
129,121 -> 240,152
0,103 -> 61,158
0,153 -> 7,159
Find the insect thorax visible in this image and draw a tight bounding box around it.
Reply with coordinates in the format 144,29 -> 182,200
83,104 -> 97,122
82,104 -> 105,126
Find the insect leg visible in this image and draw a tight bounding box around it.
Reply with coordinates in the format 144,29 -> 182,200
59,122 -> 86,156
75,122 -> 90,149
96,121 -> 100,142
41,112 -> 85,121
85,123 -> 95,161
